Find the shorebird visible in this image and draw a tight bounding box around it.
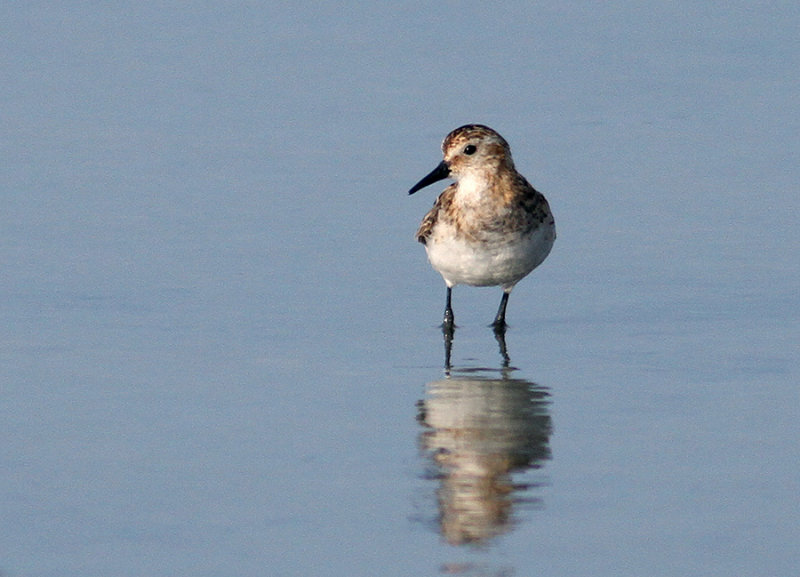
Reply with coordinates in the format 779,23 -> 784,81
409,124 -> 555,333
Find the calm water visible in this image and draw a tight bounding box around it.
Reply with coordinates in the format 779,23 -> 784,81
2,3 -> 798,576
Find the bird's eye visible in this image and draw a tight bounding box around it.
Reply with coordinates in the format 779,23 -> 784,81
463,144 -> 477,155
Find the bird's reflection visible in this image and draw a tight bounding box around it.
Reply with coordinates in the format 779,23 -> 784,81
417,329 -> 552,546
444,324 -> 510,373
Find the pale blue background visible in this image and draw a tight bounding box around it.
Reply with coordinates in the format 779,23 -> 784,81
2,2 -> 798,576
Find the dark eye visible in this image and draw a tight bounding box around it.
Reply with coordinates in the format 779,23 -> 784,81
463,144 -> 477,155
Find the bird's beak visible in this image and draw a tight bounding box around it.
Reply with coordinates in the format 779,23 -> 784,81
408,160 -> 450,195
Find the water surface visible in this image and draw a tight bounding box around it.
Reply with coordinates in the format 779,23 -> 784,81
2,3 -> 798,576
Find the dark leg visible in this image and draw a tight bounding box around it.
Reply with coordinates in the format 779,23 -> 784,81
443,321 -> 454,372
443,287 -> 454,329
442,287 -> 455,371
492,291 -> 510,332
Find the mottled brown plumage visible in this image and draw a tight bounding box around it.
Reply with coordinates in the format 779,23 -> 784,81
408,124 -> 556,331
416,172 -> 552,245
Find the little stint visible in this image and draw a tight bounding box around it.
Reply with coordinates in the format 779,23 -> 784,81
409,124 -> 556,333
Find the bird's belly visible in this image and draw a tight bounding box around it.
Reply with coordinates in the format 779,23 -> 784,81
425,225 -> 554,289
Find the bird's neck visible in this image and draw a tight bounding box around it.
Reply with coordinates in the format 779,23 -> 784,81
454,171 -> 509,208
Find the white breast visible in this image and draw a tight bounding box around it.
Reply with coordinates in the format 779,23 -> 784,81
425,222 -> 555,290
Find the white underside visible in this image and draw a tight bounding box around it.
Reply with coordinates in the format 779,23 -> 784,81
425,224 -> 555,290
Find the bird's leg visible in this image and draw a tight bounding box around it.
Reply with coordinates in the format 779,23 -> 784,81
443,286 -> 455,330
492,291 -> 510,333
443,321 -> 454,373
442,287 -> 455,371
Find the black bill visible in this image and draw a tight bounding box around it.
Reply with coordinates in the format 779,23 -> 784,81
408,160 -> 451,195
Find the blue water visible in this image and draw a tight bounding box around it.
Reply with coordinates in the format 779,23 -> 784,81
2,3 -> 798,576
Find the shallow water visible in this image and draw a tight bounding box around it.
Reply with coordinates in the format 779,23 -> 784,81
2,3 -> 798,576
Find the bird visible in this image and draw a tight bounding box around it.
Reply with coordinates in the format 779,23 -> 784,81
409,124 -> 555,333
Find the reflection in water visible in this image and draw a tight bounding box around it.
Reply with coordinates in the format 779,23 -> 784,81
438,561 -> 515,576
444,324 -> 510,372
417,332 -> 552,546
